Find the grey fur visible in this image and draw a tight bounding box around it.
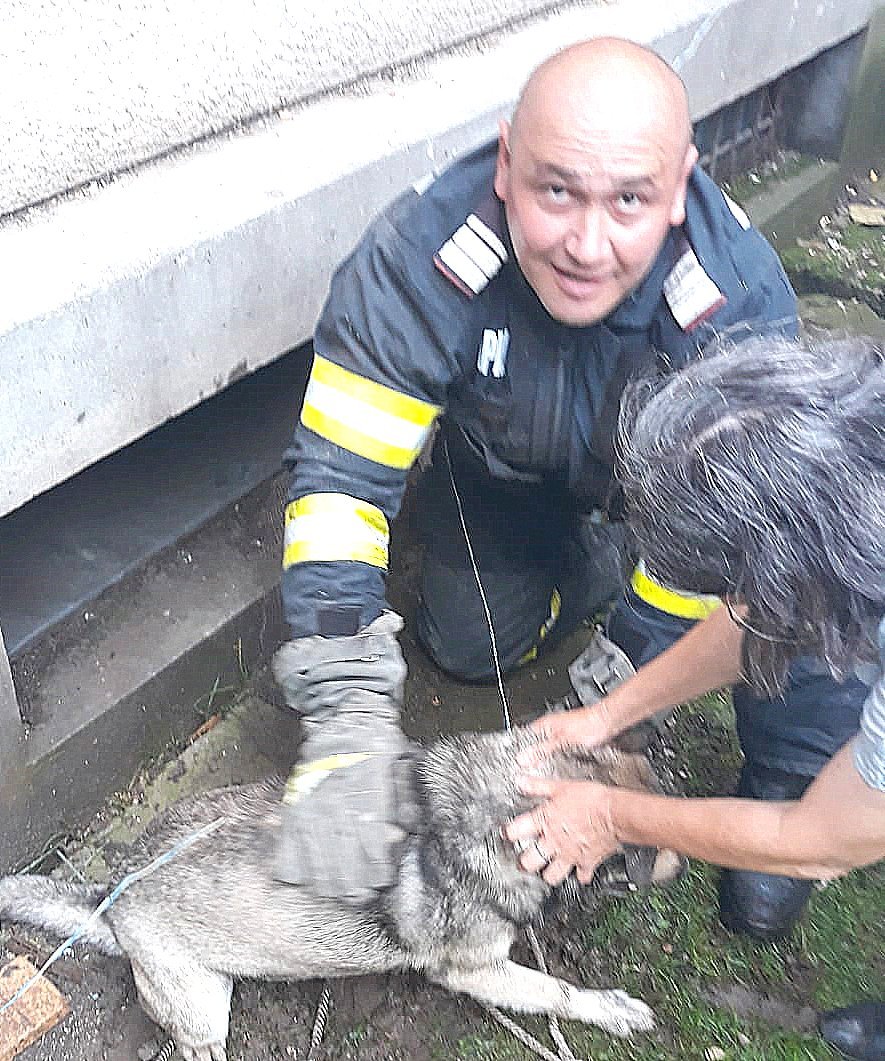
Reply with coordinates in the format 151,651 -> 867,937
0,729 -> 682,1061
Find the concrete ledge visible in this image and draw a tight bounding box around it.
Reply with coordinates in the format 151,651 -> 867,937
0,478 -> 288,871
1,0 -> 878,518
743,160 -> 841,247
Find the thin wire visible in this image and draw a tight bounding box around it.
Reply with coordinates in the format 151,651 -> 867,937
444,437 -> 511,729
444,437 -> 578,1061
0,816 -> 227,1019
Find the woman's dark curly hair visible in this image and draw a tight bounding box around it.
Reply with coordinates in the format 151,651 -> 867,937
616,334 -> 884,697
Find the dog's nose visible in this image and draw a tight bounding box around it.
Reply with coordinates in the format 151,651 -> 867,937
650,848 -> 687,885
592,844 -> 684,896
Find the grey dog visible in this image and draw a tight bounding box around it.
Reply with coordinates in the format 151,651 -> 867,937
0,729 -> 683,1060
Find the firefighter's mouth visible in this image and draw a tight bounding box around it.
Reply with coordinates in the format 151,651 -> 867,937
551,264 -> 610,288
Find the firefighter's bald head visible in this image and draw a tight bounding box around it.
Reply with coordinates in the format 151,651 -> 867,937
494,38 -> 697,326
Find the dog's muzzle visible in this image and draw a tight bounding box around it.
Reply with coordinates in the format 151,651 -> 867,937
592,844 -> 686,896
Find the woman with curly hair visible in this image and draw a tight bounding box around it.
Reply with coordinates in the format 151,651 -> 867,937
508,334 -> 885,1060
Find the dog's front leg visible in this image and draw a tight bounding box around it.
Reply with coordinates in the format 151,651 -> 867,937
429,960 -> 655,1037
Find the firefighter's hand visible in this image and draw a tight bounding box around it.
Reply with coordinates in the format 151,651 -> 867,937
271,612 -> 417,902
275,712 -> 417,902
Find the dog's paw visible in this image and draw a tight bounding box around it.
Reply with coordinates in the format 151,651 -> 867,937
178,1041 -> 227,1061
573,988 -> 656,1036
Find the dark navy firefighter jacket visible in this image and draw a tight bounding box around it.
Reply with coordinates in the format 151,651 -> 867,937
281,139 -> 797,638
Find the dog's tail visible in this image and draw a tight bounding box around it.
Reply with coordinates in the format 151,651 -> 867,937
0,875 -> 122,956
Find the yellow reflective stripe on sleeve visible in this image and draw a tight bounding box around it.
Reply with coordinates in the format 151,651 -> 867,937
300,355 -> 441,469
630,561 -> 722,621
283,493 -> 390,569
283,752 -> 374,803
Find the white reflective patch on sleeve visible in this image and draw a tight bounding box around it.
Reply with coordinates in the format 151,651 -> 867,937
722,191 -> 752,230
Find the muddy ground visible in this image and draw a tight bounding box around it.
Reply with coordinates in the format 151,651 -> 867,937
4,186 -> 885,1060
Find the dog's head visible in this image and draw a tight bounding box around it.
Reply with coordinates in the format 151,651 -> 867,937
545,741 -> 686,895
415,728 -> 685,918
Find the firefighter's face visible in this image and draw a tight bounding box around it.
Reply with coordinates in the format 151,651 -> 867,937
494,67 -> 696,327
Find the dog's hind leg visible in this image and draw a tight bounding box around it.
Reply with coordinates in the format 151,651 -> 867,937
128,950 -> 233,1061
429,960 -> 655,1038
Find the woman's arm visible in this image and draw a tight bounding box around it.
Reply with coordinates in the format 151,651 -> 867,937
507,740 -> 885,885
526,603 -> 745,757
607,739 -> 885,877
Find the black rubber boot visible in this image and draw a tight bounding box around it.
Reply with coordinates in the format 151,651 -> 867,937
819,1002 -> 885,1061
718,764 -> 816,941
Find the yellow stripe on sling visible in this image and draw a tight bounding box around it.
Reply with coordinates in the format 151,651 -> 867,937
300,355 -> 441,469
283,493 -> 390,569
630,561 -> 722,621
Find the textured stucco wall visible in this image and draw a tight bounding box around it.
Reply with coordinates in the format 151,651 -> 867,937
0,0 -> 607,217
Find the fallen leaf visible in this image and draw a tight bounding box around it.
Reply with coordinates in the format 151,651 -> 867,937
848,203 -> 885,226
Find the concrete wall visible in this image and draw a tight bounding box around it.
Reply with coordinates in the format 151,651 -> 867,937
0,0 -> 879,521
1,0 -> 598,218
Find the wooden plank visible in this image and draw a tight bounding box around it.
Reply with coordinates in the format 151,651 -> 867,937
0,955 -> 70,1061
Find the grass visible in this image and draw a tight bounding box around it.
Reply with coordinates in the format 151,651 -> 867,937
779,202 -> 885,316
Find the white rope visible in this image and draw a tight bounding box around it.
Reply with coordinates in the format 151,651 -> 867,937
526,925 -> 578,1061
0,817 -> 227,1021
150,1038 -> 177,1061
443,437 -> 511,729
479,1003 -> 573,1061
306,980 -> 333,1059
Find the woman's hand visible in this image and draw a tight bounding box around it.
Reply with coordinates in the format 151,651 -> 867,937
504,777 -> 620,886
518,704 -> 614,769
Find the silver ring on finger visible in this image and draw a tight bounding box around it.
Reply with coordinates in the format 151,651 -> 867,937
533,840 -> 552,865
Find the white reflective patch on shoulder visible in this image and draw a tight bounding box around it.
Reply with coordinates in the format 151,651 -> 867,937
437,238 -> 488,294
413,171 -> 436,196
722,191 -> 752,230
467,213 -> 507,261
663,245 -> 727,332
434,214 -> 507,296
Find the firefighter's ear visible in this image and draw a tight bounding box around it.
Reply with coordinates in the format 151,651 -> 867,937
669,142 -> 698,227
494,120 -> 512,202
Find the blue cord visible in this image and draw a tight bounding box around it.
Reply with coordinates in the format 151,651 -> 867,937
0,816 -> 227,1018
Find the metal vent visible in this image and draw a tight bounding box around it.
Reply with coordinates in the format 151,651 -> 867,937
695,81 -> 782,183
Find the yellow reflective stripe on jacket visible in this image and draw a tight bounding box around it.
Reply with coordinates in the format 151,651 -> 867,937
300,355 -> 441,469
283,493 -> 390,569
518,587 -> 562,665
630,561 -> 722,621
